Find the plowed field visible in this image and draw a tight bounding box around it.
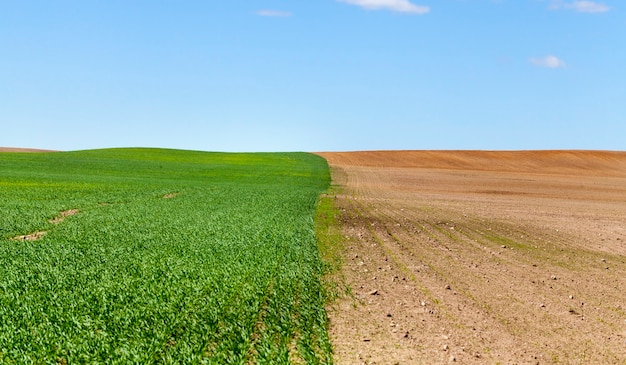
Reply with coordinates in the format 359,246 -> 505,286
0,147 -> 55,153
316,151 -> 626,365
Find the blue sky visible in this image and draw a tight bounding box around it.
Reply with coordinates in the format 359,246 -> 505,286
1,0 -> 624,152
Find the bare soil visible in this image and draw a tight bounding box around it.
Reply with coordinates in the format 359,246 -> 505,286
0,147 -> 56,153
12,209 -> 79,241
49,209 -> 80,224
316,150 -> 626,365
11,231 -> 48,241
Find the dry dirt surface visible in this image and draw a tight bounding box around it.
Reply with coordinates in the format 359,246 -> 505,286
0,147 -> 56,153
316,151 -> 626,365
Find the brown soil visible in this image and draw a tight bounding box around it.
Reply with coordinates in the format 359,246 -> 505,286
11,231 -> 48,241
49,209 -> 80,224
316,150 -> 626,365
0,147 -> 56,153
12,209 -> 79,241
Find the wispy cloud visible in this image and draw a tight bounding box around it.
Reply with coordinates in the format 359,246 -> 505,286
529,55 -> 567,68
338,0 -> 430,14
256,10 -> 293,17
549,1 -> 609,13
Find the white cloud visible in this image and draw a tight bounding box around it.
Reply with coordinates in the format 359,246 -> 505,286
256,10 -> 292,17
529,55 -> 567,68
549,1 -> 609,13
338,0 -> 430,14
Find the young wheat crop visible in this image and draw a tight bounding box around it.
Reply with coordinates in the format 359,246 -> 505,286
0,148 -> 332,364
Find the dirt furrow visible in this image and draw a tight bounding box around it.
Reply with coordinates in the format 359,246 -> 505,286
318,151 -> 626,365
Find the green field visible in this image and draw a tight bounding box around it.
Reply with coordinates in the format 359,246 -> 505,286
0,148 -> 332,364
